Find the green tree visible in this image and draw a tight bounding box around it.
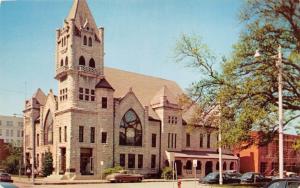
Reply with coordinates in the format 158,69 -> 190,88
175,0 -> 300,149
42,151 -> 53,177
0,142 -> 23,174
103,166 -> 123,177
293,126 -> 300,150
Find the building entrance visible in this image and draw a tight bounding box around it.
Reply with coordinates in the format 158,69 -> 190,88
175,160 -> 182,176
80,148 -> 93,175
205,161 -> 213,175
60,148 -> 66,174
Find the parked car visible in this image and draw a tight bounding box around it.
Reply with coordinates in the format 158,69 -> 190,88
0,173 -> 13,183
224,170 -> 242,178
0,182 -> 18,188
264,178 -> 300,188
106,170 -> 143,183
286,172 -> 299,178
272,171 -> 300,180
200,172 -> 241,184
240,172 -> 272,184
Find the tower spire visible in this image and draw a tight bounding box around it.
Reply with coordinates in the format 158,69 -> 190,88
67,0 -> 97,31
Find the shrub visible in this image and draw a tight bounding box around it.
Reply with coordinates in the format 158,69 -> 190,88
42,151 -> 53,177
103,166 -> 123,177
161,166 -> 175,179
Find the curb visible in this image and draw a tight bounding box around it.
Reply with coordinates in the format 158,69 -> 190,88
13,178 -> 196,185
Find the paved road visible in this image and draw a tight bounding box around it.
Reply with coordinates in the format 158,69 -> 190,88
14,181 -> 207,188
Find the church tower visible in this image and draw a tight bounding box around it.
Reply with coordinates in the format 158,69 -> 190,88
55,0 -> 104,111
53,0 -> 113,178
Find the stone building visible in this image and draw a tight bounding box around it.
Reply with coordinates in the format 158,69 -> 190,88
0,115 -> 23,146
23,0 -> 238,180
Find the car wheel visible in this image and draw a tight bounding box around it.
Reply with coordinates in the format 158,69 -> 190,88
138,178 -> 142,182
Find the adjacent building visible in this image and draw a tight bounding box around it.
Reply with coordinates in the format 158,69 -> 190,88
0,115 -> 23,146
0,139 -> 10,162
23,0 -> 238,180
239,133 -> 300,175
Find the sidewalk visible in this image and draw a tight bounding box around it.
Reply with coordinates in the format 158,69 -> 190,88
12,176 -> 196,185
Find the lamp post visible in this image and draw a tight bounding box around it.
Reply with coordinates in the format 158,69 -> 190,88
254,45 -> 283,178
218,127 -> 223,185
218,107 -> 223,185
277,46 -> 284,179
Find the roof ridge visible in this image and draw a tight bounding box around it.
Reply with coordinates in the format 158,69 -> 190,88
105,66 -> 178,83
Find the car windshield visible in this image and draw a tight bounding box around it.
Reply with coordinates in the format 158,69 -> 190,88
241,173 -> 253,179
206,172 -> 219,179
226,172 -> 241,177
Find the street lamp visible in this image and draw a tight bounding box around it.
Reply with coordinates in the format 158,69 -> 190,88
218,105 -> 223,185
254,45 -> 283,179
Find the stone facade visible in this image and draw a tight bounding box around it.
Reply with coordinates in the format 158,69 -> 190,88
23,0 -> 238,180
0,115 -> 23,146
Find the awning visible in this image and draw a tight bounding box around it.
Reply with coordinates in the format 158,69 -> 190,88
167,151 -> 239,160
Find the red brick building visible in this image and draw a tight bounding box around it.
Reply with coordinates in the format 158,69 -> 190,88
0,139 -> 10,162
239,133 -> 300,175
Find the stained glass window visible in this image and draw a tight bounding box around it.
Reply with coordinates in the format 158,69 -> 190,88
44,111 -> 53,145
119,109 -> 142,146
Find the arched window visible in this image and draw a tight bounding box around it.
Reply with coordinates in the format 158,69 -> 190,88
83,36 -> 87,45
196,161 -> 201,170
89,58 -> 95,68
65,56 -> 68,66
79,56 -> 85,66
223,162 -> 227,170
186,160 -> 192,170
88,37 -> 92,47
44,110 -> 53,145
60,59 -> 63,67
119,109 -> 142,146
216,162 -> 219,170
230,162 -> 234,170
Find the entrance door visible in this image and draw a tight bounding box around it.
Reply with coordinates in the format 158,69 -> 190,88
175,160 -> 182,176
60,148 -> 66,174
80,148 -> 93,175
205,161 -> 213,175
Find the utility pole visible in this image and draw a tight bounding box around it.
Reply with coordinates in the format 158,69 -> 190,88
277,45 -> 284,179
218,127 -> 223,185
218,105 -> 223,185
31,114 -> 35,184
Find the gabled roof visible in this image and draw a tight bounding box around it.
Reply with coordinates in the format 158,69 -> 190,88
150,85 -> 178,106
95,78 -> 114,90
66,0 -> 98,31
104,67 -> 183,119
33,88 -> 46,106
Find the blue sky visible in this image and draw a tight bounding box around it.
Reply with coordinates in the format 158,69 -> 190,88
1,0 -> 297,134
0,0 -> 243,116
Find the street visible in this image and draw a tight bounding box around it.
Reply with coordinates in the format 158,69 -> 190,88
13,182 -> 259,188
14,181 -> 216,188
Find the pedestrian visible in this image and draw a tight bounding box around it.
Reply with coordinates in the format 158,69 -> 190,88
26,167 -> 31,180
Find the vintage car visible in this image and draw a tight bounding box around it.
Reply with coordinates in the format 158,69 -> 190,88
240,172 -> 272,184
0,182 -> 18,188
200,172 -> 241,184
0,173 -> 13,183
264,178 -> 300,188
106,170 -> 144,183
